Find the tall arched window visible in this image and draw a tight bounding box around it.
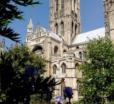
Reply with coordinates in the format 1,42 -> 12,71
55,23 -> 58,34
61,21 -> 64,36
53,65 -> 57,74
71,21 -> 74,37
54,46 -> 58,55
75,13 -> 77,19
61,0 -> 64,15
79,52 -> 83,60
55,0 -> 58,12
75,24 -> 77,35
61,63 -> 66,73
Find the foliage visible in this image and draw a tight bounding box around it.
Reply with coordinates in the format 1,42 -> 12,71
0,45 -> 60,104
0,45 -> 45,104
0,0 -> 40,42
35,76 -> 61,104
73,101 -> 82,104
30,94 -> 41,104
79,38 -> 114,104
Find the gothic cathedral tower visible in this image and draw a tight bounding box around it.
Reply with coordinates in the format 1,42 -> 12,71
49,0 -> 80,45
104,0 -> 114,41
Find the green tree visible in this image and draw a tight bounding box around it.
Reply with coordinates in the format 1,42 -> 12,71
0,45 -> 45,104
0,0 -> 40,42
35,76 -> 61,104
32,45 -> 61,104
0,45 -> 61,104
79,38 -> 114,104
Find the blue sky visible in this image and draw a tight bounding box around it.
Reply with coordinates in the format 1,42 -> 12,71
81,0 -> 104,31
0,0 -> 105,46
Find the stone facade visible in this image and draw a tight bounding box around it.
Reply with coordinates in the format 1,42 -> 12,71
26,0 -> 114,101
26,19 -> 83,101
104,0 -> 114,41
49,0 -> 80,45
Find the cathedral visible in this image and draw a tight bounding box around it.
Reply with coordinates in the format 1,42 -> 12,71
26,0 -> 114,101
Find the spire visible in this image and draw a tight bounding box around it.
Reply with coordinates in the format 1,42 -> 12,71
27,18 -> 33,29
27,18 -> 33,33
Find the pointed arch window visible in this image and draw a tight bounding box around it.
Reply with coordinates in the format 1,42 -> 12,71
79,52 -> 83,60
74,0 -> 76,12
55,23 -> 58,34
75,24 -> 77,35
71,21 -> 74,37
61,63 -> 66,73
75,13 -> 77,19
54,46 -> 58,55
55,0 -> 59,12
61,0 -> 64,15
53,65 -> 57,74
61,21 -> 64,36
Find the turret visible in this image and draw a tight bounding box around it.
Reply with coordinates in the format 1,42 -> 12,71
26,18 -> 33,42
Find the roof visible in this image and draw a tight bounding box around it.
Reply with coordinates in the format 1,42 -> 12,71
48,31 -> 62,41
72,27 -> 105,45
34,26 -> 62,42
27,18 -> 33,28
